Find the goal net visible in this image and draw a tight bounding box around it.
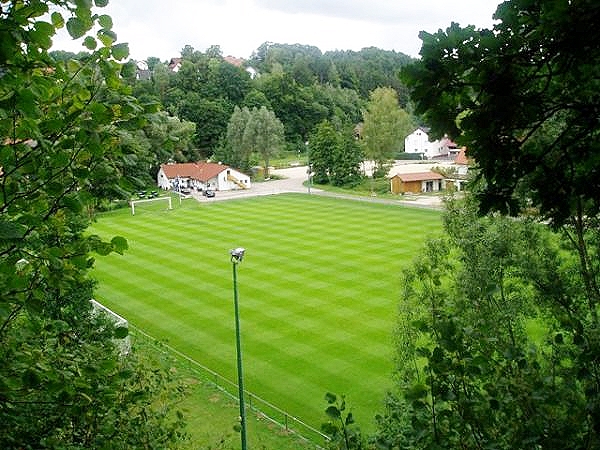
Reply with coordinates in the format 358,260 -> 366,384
129,196 -> 172,215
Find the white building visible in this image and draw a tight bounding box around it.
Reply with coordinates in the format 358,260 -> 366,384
404,127 -> 431,157
404,128 -> 459,159
157,162 -> 251,192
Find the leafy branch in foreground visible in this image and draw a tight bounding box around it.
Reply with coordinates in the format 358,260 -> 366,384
375,196 -> 599,449
322,392 -> 365,450
0,1 -> 187,447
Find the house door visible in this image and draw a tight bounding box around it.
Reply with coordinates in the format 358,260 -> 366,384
425,181 -> 433,192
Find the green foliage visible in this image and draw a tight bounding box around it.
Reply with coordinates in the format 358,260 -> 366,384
221,105 -> 253,170
398,4 -> 600,447
361,87 -> 414,178
111,109 -> 196,190
128,43 -> 413,160
157,47 -> 252,156
0,1 -> 186,447
377,196 -> 600,448
322,393 -> 365,450
255,71 -> 328,144
222,105 -> 284,175
309,120 -> 363,186
402,0 -> 600,226
249,43 -> 414,104
309,120 -> 339,184
244,106 -> 285,177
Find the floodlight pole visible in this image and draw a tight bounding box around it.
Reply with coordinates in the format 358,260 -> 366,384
230,248 -> 247,450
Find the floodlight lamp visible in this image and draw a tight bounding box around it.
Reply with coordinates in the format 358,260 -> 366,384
230,247 -> 246,263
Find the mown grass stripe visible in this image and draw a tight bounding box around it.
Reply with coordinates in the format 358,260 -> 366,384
91,193 -> 441,432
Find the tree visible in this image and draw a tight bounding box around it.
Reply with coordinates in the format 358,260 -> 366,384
376,196 -> 596,448
244,106 -> 285,178
309,120 -> 363,186
255,72 -> 327,144
142,111 -> 196,165
145,56 -> 162,70
313,83 -> 364,126
402,0 -> 600,226
331,127 -> 363,187
221,106 -> 253,170
0,1 -> 185,447
242,88 -> 272,110
401,4 -> 600,444
361,87 -> 413,178
309,120 -> 339,184
159,46 -> 252,157
322,392 -> 365,450
175,92 -> 231,157
248,44 -> 415,104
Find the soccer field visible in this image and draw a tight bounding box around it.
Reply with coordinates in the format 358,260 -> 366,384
90,193 -> 442,434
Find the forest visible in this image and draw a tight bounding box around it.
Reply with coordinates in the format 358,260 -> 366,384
52,41 -> 417,194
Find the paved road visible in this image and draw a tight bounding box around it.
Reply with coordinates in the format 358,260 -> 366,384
192,166 -> 312,202
193,165 -> 444,209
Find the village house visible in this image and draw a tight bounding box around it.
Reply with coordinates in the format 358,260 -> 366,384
157,162 -> 251,192
404,128 -> 459,159
445,147 -> 471,191
389,171 -> 445,194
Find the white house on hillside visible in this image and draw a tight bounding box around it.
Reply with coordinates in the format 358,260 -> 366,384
405,128 -> 459,159
157,162 -> 251,192
404,127 -> 431,157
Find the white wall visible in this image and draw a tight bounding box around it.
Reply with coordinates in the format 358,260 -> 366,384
157,168 -> 171,190
217,168 -> 251,191
405,129 -> 431,157
158,167 -> 251,192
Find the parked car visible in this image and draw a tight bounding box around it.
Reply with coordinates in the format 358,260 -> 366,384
203,189 -> 215,198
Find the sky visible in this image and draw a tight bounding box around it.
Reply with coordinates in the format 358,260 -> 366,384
52,0 -> 502,62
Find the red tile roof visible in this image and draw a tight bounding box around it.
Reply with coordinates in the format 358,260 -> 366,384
224,55 -> 245,67
391,171 -> 444,182
454,147 -> 470,165
160,162 -> 228,182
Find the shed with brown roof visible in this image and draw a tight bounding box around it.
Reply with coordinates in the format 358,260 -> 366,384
389,171 -> 445,194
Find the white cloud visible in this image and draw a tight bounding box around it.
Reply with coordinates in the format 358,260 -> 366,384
51,0 -> 501,61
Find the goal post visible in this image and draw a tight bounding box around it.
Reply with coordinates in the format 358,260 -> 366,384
90,299 -> 131,355
130,196 -> 172,215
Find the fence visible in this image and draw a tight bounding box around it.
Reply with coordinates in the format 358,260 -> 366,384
130,326 -> 330,448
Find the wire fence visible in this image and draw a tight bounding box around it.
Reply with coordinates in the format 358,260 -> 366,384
130,326 -> 331,448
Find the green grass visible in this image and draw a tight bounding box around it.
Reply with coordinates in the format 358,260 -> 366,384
133,331 -> 315,449
89,193 -> 442,439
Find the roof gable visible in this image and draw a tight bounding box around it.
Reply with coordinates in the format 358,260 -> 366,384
160,162 -> 229,182
454,147 -> 470,165
391,171 -> 444,182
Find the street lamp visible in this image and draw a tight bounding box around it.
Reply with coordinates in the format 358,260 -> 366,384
305,141 -> 312,194
230,247 -> 247,450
